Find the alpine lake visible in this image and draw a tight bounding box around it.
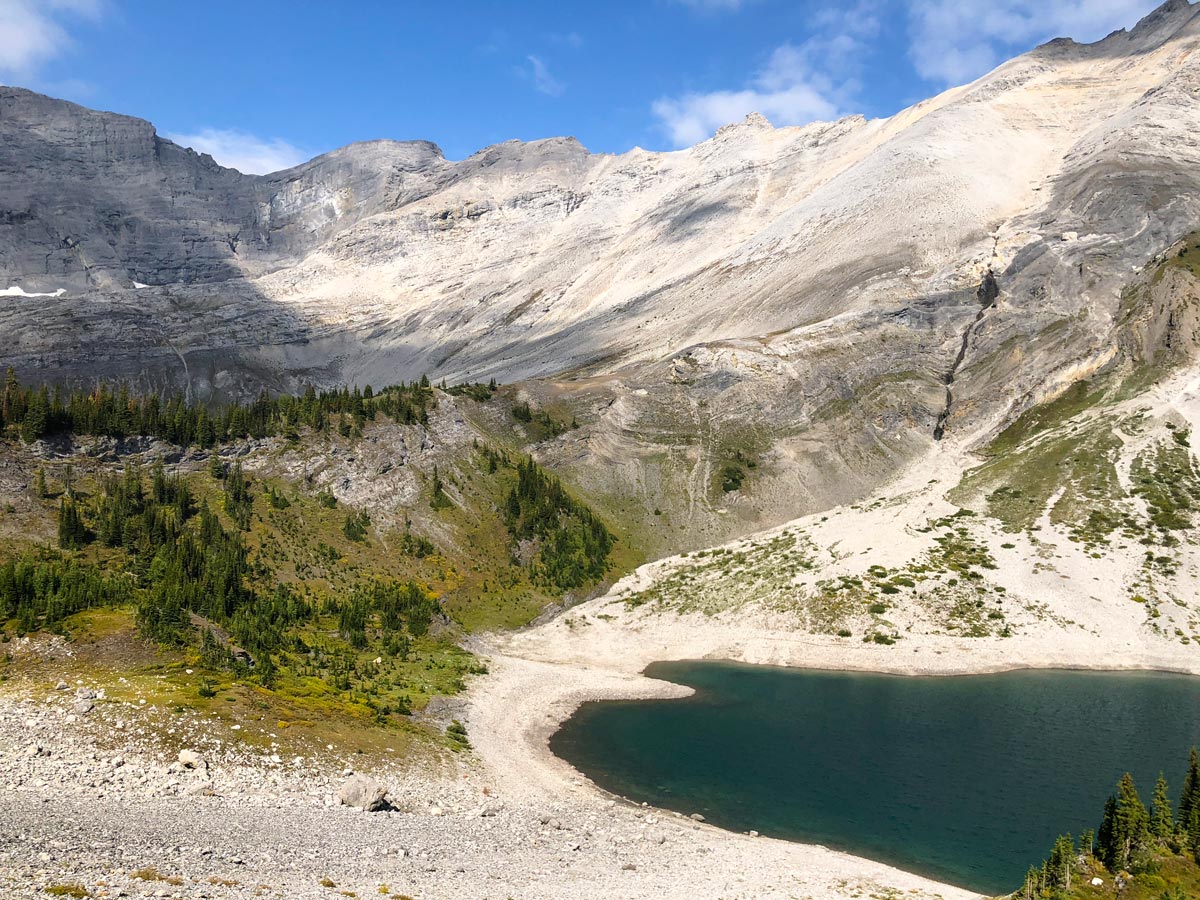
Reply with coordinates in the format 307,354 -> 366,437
549,663 -> 1200,895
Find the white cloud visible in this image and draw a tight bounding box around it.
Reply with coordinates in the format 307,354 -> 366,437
0,0 -> 103,78
525,54 -> 565,96
165,128 -> 310,175
907,0 -> 1163,85
652,3 -> 879,148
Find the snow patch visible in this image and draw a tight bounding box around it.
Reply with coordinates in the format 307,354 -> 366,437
132,282 -> 149,289
0,286 -> 66,298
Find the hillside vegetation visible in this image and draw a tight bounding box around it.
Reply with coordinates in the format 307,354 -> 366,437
1014,750 -> 1200,900
0,373 -> 622,749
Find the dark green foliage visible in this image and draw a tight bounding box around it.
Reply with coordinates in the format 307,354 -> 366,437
1021,755 -> 1200,898
509,400 -> 573,438
0,368 -> 434,449
56,498 -> 87,550
446,719 -> 470,750
430,466 -> 451,510
266,485 -> 290,509
1153,773 -> 1175,839
1179,748 -> 1200,846
315,491 -> 338,509
334,580 -> 437,649
503,456 -> 614,591
0,549 -> 133,633
399,528 -> 435,558
343,510 -> 370,543
721,464 -> 745,493
8,462 -> 312,658
1100,773 -> 1151,872
223,461 -> 252,530
446,381 -> 498,402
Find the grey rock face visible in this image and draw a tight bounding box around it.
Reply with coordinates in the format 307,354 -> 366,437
0,87 -> 451,292
1,1 -> 1199,547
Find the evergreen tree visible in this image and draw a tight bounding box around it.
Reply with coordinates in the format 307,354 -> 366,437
224,461 -> 252,529
1101,773 -> 1150,872
1045,833 -> 1075,892
57,498 -> 86,550
20,387 -> 48,443
1079,828 -> 1095,857
1098,794 -> 1118,868
1151,772 -> 1174,839
1179,747 -> 1200,839
33,467 -> 48,499
1020,865 -> 1040,900
430,466 -> 450,510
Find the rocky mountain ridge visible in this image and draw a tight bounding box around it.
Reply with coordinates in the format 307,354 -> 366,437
2,0 -> 1200,548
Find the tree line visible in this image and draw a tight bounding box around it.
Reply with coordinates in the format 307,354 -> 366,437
1021,749 -> 1200,899
0,367 -> 441,448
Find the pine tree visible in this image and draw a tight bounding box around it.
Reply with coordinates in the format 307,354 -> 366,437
1098,794 -> 1118,867
1045,833 -> 1075,892
1102,773 -> 1150,872
1179,747 -> 1200,839
1080,828 -> 1095,857
1020,865 -> 1039,900
430,466 -> 450,509
1151,772 -> 1174,839
57,498 -> 86,550
33,467 -> 48,499
20,387 -> 48,443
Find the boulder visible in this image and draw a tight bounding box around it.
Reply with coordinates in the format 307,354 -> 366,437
73,698 -> 94,715
178,749 -> 206,770
337,774 -> 388,811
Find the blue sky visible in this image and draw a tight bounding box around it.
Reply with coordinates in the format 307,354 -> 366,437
0,0 -> 1167,172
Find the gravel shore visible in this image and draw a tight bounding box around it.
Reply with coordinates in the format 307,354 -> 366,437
1,660 -> 980,900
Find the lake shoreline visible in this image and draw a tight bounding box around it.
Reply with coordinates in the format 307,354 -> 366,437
465,554 -> 1200,900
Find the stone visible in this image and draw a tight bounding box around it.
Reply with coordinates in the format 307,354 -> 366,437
73,699 -> 94,715
337,774 -> 388,812
185,781 -> 215,797
177,749 -> 205,770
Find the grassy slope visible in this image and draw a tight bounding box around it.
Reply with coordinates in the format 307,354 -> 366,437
0,403 -> 634,753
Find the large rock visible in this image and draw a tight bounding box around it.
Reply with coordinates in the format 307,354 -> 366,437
178,749 -> 206,770
337,774 -> 389,812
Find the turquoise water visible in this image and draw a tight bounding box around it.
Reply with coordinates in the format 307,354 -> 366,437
549,662 -> 1200,895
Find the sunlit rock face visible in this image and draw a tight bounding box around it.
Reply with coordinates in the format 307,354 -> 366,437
2,1 -> 1200,545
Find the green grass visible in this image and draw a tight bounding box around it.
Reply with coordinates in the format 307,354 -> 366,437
44,885 -> 91,898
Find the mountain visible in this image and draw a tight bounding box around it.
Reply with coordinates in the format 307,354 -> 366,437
2,0 -> 1200,549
